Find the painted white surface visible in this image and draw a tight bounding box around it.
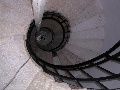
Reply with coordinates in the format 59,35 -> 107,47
65,44 -> 98,61
84,1 -> 120,89
0,36 -> 30,90
62,48 -> 84,64
0,0 -> 33,38
27,70 -> 72,90
0,0 -> 38,89
71,13 -> 105,33
100,0 -> 120,53
0,0 -> 120,89
45,0 -> 93,27
70,26 -> 105,39
32,0 -> 48,29
68,39 -> 103,52
5,59 -> 39,90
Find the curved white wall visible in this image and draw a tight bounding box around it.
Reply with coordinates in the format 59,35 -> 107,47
100,0 -> 120,53
99,0 -> 120,88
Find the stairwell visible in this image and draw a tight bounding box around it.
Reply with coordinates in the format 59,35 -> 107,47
0,0 -> 120,90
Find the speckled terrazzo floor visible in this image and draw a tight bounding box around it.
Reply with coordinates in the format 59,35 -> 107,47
0,0 -> 85,90
0,0 -> 104,90
0,0 -> 39,89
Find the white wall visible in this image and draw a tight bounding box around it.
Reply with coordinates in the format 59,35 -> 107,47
96,1 -> 120,89
100,0 -> 120,53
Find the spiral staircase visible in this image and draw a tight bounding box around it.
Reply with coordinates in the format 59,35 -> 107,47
0,0 -> 120,90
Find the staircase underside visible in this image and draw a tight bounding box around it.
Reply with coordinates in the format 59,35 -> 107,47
0,0 -> 120,90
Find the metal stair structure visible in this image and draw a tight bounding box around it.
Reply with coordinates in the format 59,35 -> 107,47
0,0 -> 120,90
26,19 -> 120,89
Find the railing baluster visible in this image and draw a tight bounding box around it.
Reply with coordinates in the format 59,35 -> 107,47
26,15 -> 120,90
96,65 -> 114,75
65,70 -> 83,88
54,68 -> 64,82
80,69 -> 108,89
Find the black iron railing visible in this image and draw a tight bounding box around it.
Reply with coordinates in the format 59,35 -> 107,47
26,18 -> 120,90
36,11 -> 70,52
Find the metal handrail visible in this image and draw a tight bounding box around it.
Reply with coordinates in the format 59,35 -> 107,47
26,18 -> 120,89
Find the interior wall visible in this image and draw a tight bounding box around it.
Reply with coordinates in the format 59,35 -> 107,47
100,0 -> 120,53
95,0 -> 120,89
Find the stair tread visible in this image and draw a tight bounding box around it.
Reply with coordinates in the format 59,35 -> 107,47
100,61 -> 120,74
71,13 -> 105,33
101,80 -> 120,89
57,52 -> 72,65
81,82 -> 101,89
45,52 -> 53,64
72,0 -> 103,27
70,26 -> 105,39
40,19 -> 62,33
45,0 -> 93,27
53,56 -> 67,77
84,67 -> 108,78
53,56 -> 61,65
65,44 -> 99,61
50,42 -> 61,49
27,70 -> 70,90
30,28 -> 47,60
62,48 -> 85,64
40,19 -> 56,30
68,39 -> 103,52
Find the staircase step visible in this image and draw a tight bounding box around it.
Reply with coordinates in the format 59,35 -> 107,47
109,46 -> 120,56
71,13 -> 105,33
84,67 -> 108,78
53,35 -> 63,45
55,34 -> 63,39
50,42 -> 60,49
100,61 -> 120,74
81,82 -> 101,89
30,27 -> 48,60
45,52 -> 53,64
40,19 -> 63,34
45,0 -> 93,26
64,80 -> 81,89
45,65 -> 64,83
72,0 -> 103,27
53,56 -> 66,81
70,26 -> 104,40
68,39 -> 103,52
27,70 -> 70,90
62,48 -> 85,64
101,80 -> 120,89
30,37 -> 47,61
57,52 -> 72,65
65,44 -> 99,61
53,56 -> 61,65
54,24 -> 63,34
54,76 -> 63,83
54,29 -> 63,35
34,48 -> 47,61
70,71 -> 88,78
40,19 -> 56,30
